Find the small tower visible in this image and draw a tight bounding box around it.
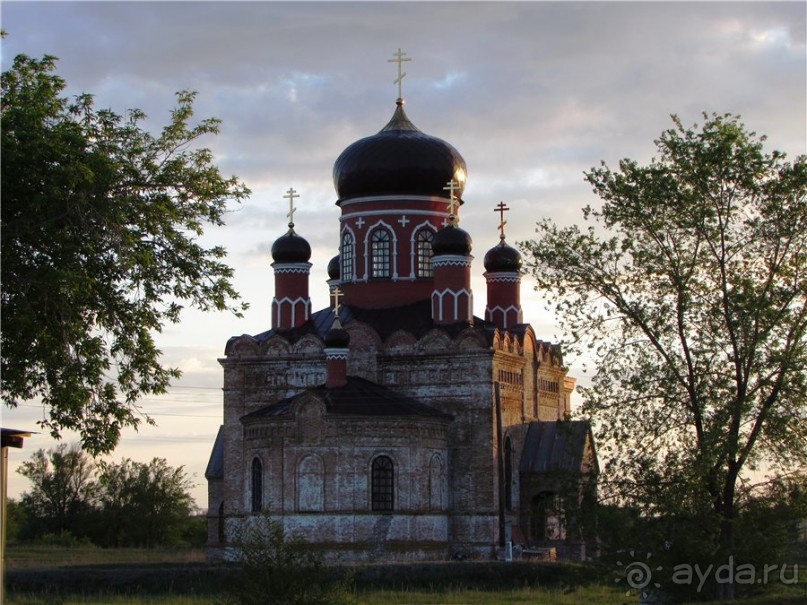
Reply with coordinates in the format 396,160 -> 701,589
271,187 -> 312,330
324,288 -> 350,388
327,253 -> 341,308
431,181 -> 474,326
484,202 -> 523,330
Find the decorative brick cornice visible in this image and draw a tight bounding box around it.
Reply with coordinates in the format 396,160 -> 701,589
272,262 -> 313,274
432,255 -> 473,268
484,271 -> 521,283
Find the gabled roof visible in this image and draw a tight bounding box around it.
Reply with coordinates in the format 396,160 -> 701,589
520,420 -> 596,475
205,425 -> 224,480
241,376 -> 452,422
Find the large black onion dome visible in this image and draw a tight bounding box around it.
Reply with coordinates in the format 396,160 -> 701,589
271,230 -> 312,263
327,254 -> 340,280
325,319 -> 350,348
333,101 -> 467,200
484,240 -> 523,272
432,224 -> 472,256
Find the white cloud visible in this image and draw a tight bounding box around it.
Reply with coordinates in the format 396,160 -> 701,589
2,0 -> 804,511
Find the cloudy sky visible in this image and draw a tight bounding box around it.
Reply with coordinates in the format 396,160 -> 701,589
2,1 -> 804,507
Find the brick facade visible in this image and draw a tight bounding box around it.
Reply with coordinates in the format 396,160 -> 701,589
205,94 -> 597,563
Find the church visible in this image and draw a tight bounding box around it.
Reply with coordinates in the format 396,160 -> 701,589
205,52 -> 598,563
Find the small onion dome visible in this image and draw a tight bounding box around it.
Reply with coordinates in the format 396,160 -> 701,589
483,240 -> 523,272
327,254 -> 340,280
324,318 -> 350,348
432,224 -> 473,256
271,230 -> 312,263
333,101 -> 467,200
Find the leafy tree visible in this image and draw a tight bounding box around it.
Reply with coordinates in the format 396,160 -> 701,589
17,444 -> 98,539
1,53 -> 249,455
96,457 -> 196,547
220,514 -> 354,605
521,113 -> 806,599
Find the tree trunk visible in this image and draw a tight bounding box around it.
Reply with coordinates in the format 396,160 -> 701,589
714,477 -> 737,600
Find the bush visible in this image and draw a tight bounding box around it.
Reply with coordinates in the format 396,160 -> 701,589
219,514 -> 354,605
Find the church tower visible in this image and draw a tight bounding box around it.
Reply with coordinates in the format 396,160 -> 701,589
484,202 -> 524,330
270,188 -> 312,330
331,50 -> 466,309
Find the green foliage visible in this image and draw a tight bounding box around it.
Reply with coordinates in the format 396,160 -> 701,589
14,445 -> 199,547
220,514 -> 354,605
521,113 -> 806,596
1,53 -> 250,455
17,444 -> 98,540
95,457 -> 196,547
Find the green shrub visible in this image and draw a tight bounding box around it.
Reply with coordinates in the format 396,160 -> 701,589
219,514 -> 354,605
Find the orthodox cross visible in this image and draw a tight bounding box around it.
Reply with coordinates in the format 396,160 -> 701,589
444,179 -> 460,224
494,201 -> 510,240
388,48 -> 412,100
283,187 -> 299,228
332,287 -> 344,317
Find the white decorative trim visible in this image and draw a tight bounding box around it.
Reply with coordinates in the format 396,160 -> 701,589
324,348 -> 350,360
272,262 -> 312,274
409,221 -> 437,279
339,194 -> 451,207
341,209 -> 449,222
484,271 -> 521,283
432,254 -> 473,268
340,227 -> 356,282
432,288 -> 473,322
485,305 -> 523,329
272,297 -> 312,328
362,220 -> 398,280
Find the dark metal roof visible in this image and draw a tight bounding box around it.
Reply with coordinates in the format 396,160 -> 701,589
241,376 -> 453,422
271,229 -> 312,263
205,425 -> 224,480
332,102 -> 467,201
432,224 -> 473,256
520,421 -> 593,475
483,239 -> 523,272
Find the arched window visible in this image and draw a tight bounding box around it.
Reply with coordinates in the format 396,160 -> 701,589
341,232 -> 354,281
416,228 -> 435,277
250,458 -> 262,513
370,229 -> 391,278
371,455 -> 394,511
428,453 -> 445,511
504,436 -> 513,511
296,455 -> 324,512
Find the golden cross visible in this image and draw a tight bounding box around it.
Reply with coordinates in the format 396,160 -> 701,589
494,201 -> 510,240
444,179 -> 460,224
332,287 -> 344,316
283,187 -> 298,227
388,48 -> 412,100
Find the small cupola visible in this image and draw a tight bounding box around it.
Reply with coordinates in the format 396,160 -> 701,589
324,288 -> 350,388
484,202 -> 523,331
271,188 -> 312,331
431,188 -> 474,326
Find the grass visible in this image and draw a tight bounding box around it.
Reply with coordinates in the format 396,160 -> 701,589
5,545 -> 205,569
6,586 -> 633,605
4,544 -> 806,605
